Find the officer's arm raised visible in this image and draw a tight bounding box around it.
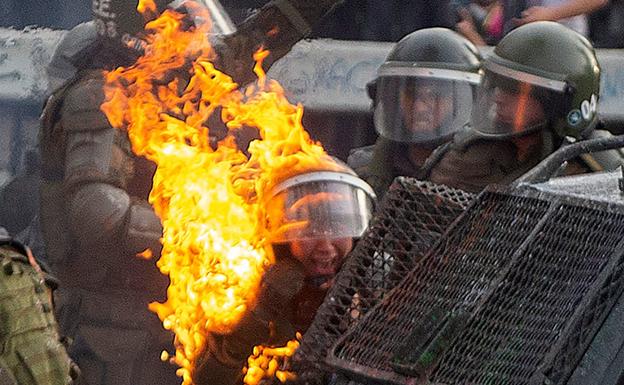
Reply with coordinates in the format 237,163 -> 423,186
213,0 -> 344,85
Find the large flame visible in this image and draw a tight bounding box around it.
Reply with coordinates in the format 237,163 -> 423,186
100,2 -> 340,383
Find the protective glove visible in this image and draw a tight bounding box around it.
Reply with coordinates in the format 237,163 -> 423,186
212,0 -> 344,85
255,256 -> 306,317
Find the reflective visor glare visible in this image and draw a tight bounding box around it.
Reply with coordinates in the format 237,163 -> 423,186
267,181 -> 374,243
473,72 -> 563,137
374,77 -> 475,144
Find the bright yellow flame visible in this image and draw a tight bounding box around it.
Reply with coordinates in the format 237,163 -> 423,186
137,0 -> 157,14
244,336 -> 301,385
100,2 -> 339,383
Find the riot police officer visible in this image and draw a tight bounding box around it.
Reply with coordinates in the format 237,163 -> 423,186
426,21 -> 601,193
349,28 -> 482,198
39,1 -> 345,384
192,161 -> 376,385
0,227 -> 78,385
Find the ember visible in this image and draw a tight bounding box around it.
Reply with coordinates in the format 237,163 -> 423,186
100,1 -> 337,383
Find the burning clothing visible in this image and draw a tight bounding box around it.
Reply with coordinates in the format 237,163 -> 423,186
192,257 -> 329,385
0,231 -> 78,385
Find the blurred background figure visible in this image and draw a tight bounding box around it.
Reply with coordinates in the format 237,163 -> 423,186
455,0 -> 505,45
500,0 -> 608,36
221,0 -> 456,41
589,0 -> 624,48
355,0 -> 456,41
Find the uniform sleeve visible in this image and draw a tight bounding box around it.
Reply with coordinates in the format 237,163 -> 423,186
60,75 -> 162,256
364,137 -> 400,199
214,0 -> 344,85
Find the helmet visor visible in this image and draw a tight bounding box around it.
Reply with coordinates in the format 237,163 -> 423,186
267,173 -> 375,243
473,64 -> 570,138
374,67 -> 479,144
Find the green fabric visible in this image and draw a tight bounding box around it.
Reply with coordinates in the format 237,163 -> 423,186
0,248 -> 74,385
365,137 -> 402,199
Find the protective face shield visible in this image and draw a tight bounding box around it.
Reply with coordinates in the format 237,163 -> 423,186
266,171 -> 376,244
92,0 -> 236,54
374,65 -> 480,145
472,61 -> 573,138
482,22 -> 600,139
267,170 -> 376,287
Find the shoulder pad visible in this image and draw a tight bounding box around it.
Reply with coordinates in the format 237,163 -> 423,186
347,145 -> 375,171
60,72 -> 113,133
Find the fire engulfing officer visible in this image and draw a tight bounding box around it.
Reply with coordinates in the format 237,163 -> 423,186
348,28 -> 482,198
38,1 -> 345,385
192,163 -> 376,385
0,227 -> 78,385
426,21 -> 602,193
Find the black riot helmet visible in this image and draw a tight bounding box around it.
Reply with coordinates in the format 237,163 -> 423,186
372,28 -> 482,145
471,22 -> 601,140
91,0 -> 235,54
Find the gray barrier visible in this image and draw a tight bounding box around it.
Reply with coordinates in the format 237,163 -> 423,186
1,28 -> 623,175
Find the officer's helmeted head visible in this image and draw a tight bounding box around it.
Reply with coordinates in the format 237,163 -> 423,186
372,28 -> 482,146
91,0 -> 235,57
266,159 -> 376,288
471,22 -> 601,141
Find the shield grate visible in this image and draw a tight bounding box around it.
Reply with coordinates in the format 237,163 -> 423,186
323,184 -> 624,385
293,178 -> 474,382
431,204 -> 624,385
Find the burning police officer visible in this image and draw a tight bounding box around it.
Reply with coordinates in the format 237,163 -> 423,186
192,161 -> 376,385
349,28 -> 482,198
426,21 -> 602,193
38,1 -> 345,384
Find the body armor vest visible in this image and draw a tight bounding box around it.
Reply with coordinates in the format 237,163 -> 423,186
0,239 -> 77,385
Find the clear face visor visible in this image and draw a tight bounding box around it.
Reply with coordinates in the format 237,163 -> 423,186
267,173 -> 376,243
374,67 -> 480,144
473,63 -> 571,138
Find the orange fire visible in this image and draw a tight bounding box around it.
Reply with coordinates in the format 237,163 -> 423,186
243,334 -> 301,385
100,1 -> 338,383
